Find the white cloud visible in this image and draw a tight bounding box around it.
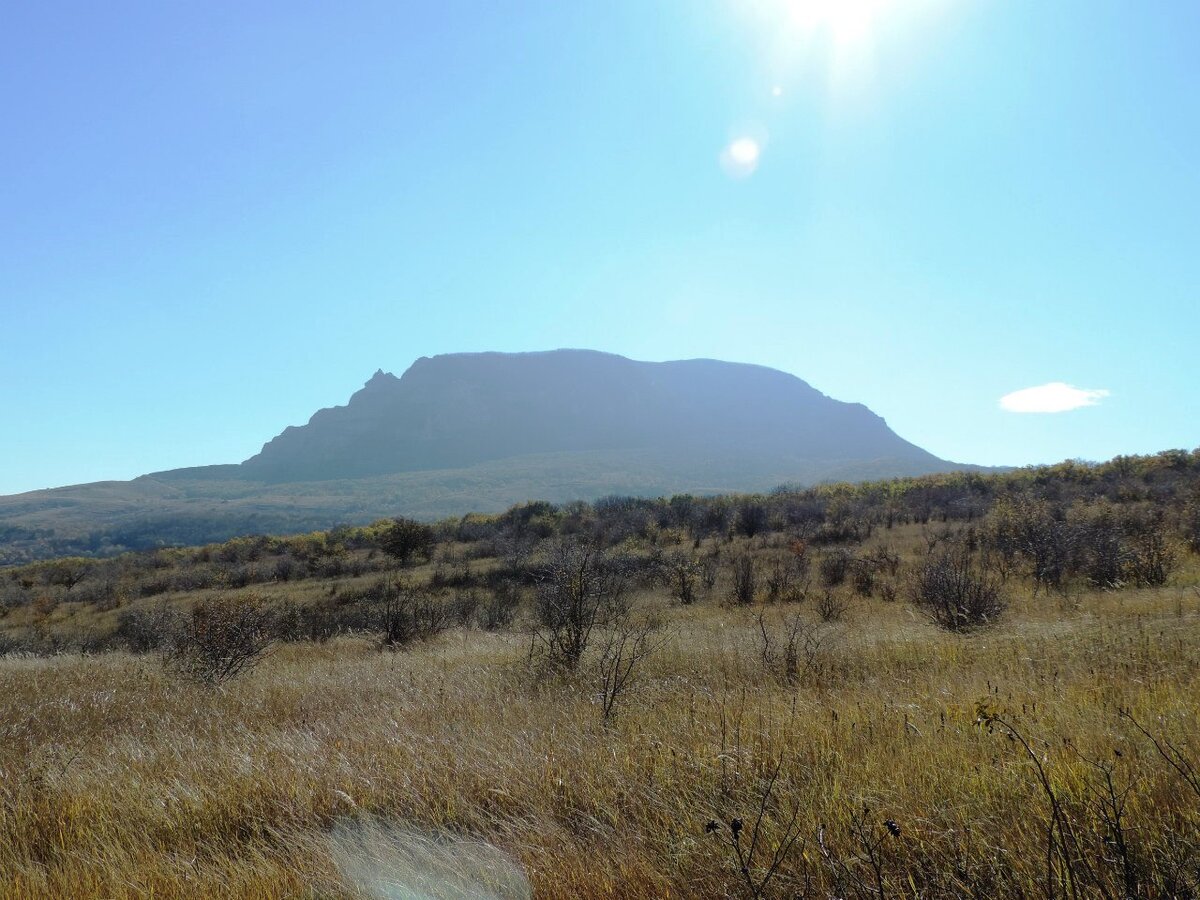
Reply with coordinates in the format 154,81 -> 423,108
999,382 -> 1111,414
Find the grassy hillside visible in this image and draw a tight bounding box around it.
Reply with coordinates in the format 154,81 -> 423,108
0,447 -> 970,565
1,450 -> 1199,897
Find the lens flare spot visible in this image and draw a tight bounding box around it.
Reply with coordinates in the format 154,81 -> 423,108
729,138 -> 760,165
720,136 -> 763,178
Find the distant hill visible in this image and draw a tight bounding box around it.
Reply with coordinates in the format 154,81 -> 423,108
0,350 -> 981,563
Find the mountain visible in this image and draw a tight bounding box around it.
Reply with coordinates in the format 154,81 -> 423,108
0,350 -> 977,563
240,350 -> 947,482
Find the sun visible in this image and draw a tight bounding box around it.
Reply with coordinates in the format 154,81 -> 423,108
787,0 -> 888,44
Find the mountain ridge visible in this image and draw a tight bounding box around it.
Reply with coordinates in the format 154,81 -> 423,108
238,349 -> 942,483
0,349 -> 982,563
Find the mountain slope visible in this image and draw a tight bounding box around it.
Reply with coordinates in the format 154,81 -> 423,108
0,350 -> 975,563
240,350 -> 944,482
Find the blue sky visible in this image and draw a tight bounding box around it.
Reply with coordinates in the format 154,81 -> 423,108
2,0 -> 1198,495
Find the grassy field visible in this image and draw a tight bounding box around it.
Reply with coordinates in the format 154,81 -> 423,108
2,517 -> 1199,898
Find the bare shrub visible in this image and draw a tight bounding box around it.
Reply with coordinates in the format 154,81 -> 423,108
116,604 -> 185,653
730,554 -> 757,606
787,538 -> 810,578
819,550 -> 852,588
764,559 -> 809,604
164,594 -> 274,685
0,580 -> 31,615
448,589 -> 481,627
913,546 -> 1005,631
374,580 -> 448,649
480,580 -> 521,631
661,551 -> 702,605
851,560 -> 875,598
1184,503 -> 1200,555
531,539 -> 629,671
865,545 -> 901,577
755,612 -> 826,685
1125,527 -> 1177,587
596,614 -> 665,721
705,754 -> 804,900
816,591 -> 848,623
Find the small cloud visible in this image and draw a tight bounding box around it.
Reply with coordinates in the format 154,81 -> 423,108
999,382 -> 1110,414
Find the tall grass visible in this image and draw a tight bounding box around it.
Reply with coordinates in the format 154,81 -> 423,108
2,561 -> 1199,896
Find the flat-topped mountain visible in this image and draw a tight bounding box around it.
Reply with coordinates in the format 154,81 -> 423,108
0,350 -> 976,562
239,350 -> 945,482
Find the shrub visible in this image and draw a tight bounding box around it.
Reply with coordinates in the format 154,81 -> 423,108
755,611 -> 826,684
816,590 -> 848,623
730,554 -> 757,606
116,604 -> 185,653
448,589 -> 481,627
1075,507 -> 1127,588
596,614 -> 664,721
735,502 -> 769,538
984,496 -> 1074,592
373,581 -> 448,649
912,547 -> 1005,631
269,600 -> 341,643
532,539 -> 629,670
819,550 -> 852,587
851,559 -> 876,598
1125,528 -> 1177,587
480,580 -> 522,631
1184,502 -> 1200,554
661,551 -> 702,605
164,594 -> 274,685
764,558 -> 808,604
380,517 -> 436,567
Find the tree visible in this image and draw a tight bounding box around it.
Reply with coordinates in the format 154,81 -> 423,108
532,538 -> 629,670
380,517 -> 435,567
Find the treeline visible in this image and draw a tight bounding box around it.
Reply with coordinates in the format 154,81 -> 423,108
1,449 -> 1198,629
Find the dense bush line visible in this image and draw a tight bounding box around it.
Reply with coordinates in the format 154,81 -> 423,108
1,450 -> 1197,658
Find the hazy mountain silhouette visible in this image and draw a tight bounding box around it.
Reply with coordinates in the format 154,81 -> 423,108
0,350 -> 978,562
238,350 -> 947,482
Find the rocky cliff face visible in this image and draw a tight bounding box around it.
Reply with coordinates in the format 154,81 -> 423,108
238,349 -> 945,483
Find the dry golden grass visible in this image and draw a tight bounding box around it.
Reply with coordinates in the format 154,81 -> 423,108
2,539 -> 1199,897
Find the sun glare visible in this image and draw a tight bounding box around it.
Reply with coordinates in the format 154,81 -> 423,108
787,0 -> 888,44
720,133 -> 765,178
729,138 -> 760,165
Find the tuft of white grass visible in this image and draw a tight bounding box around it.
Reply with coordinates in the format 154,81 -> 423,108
328,817 -> 532,900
